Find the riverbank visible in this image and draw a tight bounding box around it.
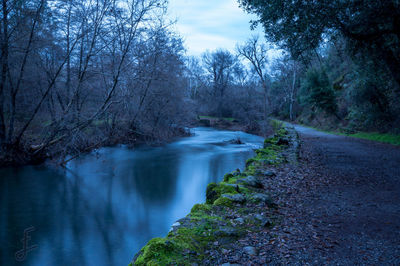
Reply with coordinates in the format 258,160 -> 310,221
0,125 -> 191,168
195,116 -> 272,138
130,124 -> 299,265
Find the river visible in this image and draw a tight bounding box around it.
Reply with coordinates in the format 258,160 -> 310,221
0,127 -> 263,266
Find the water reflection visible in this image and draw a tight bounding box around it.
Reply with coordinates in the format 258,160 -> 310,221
0,128 -> 263,265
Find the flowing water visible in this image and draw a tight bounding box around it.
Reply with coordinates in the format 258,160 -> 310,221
0,127 -> 263,266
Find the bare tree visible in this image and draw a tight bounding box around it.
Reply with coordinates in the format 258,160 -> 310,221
202,49 -> 236,118
237,36 -> 271,120
0,0 -> 192,166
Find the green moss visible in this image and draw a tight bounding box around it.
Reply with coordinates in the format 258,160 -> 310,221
134,237 -> 186,265
245,158 -> 256,167
191,203 -> 212,214
133,125 -> 292,265
189,204 -> 222,221
244,164 -> 257,176
270,119 -> 284,132
206,183 -> 218,204
206,182 -> 238,204
223,173 -> 234,182
213,196 -> 234,207
135,215 -> 223,265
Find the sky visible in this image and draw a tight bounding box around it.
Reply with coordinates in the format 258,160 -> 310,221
167,0 -> 264,56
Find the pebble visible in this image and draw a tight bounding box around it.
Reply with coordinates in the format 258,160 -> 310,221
234,217 -> 245,224
243,246 -> 258,256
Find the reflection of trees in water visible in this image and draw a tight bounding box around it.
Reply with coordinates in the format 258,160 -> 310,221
0,131 -> 261,265
129,150 -> 180,205
0,165 -> 138,266
207,150 -> 253,184
0,166 -> 69,265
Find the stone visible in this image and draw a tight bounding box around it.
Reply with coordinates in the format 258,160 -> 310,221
254,214 -> 264,221
221,193 -> 245,203
237,175 -> 262,188
234,217 -> 245,224
251,193 -> 273,205
277,136 -> 290,146
232,169 -> 241,176
243,246 -> 258,256
172,222 -> 181,227
254,214 -> 273,227
224,183 -> 240,192
262,218 -> 273,227
263,170 -> 276,177
215,227 -> 239,237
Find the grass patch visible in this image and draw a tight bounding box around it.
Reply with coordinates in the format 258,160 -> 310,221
298,124 -> 400,146
348,132 -> 400,146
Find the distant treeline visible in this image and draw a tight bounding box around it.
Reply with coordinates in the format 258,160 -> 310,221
1,0 -> 399,166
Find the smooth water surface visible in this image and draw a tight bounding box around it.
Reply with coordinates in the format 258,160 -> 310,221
0,128 -> 263,266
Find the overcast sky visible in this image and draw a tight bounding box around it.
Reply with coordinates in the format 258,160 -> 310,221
167,0 -> 263,56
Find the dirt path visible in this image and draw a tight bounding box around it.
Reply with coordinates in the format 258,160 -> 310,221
267,125 -> 400,264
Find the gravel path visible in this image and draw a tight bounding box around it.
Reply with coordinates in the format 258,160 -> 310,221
273,125 -> 400,264
217,125 -> 400,265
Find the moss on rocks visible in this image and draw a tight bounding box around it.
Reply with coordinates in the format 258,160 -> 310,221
206,182 -> 239,204
132,125 -> 296,265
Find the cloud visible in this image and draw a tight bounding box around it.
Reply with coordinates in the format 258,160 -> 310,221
167,0 -> 263,56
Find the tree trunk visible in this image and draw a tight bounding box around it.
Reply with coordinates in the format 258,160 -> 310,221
0,0 -> 9,146
289,65 -> 297,121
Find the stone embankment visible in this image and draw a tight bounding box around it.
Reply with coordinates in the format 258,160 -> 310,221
130,125 -> 300,265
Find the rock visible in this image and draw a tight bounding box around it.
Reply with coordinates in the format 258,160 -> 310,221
224,183 -> 240,192
262,218 -> 273,227
222,248 -> 229,255
250,193 -> 276,208
254,214 -> 264,221
263,170 -> 276,177
243,246 -> 258,256
234,217 -> 245,224
221,263 -> 241,266
232,169 -> 241,176
221,193 -> 245,203
277,136 -> 290,146
237,176 -> 262,188
254,214 -> 273,227
251,193 -> 274,206
215,227 -> 239,237
258,159 -> 274,166
206,183 -> 218,204
172,222 -> 181,227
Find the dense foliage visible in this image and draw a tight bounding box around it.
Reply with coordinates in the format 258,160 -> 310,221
239,0 -> 400,132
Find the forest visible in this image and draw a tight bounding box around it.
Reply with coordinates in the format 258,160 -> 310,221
1,0 -> 399,166
1,1 -> 400,265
